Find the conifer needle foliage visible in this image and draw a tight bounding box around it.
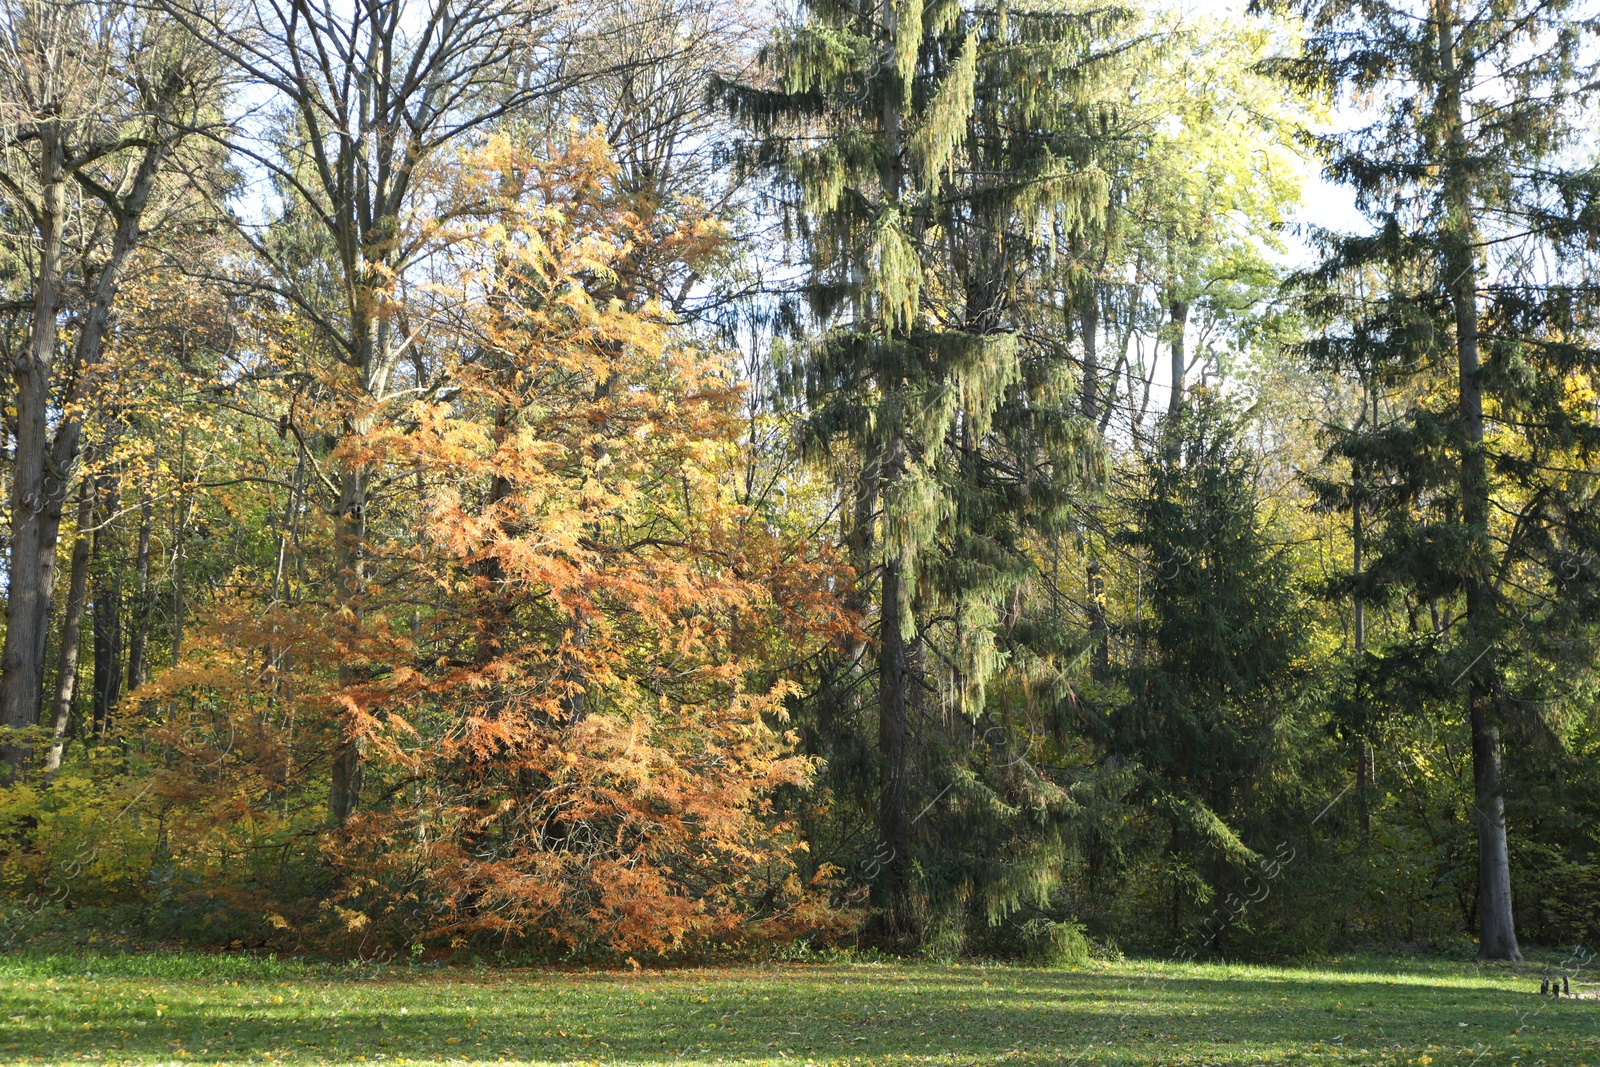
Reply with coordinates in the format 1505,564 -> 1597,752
723,0 -> 1125,944
7,0 -> 1600,968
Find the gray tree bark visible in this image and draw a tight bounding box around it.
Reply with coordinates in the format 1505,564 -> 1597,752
1,117 -> 68,775
124,479 -> 155,692
1437,0 -> 1521,961
44,482 -> 95,775
0,15 -> 198,774
91,471 -> 123,737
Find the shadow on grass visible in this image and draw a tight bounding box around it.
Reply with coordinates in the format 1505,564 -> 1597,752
2,959 -> 1595,1066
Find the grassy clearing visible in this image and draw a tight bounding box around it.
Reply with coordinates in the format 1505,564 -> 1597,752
1,952 -> 1597,1066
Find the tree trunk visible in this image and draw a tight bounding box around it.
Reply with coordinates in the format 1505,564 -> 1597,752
1353,388 -> 1369,840
1080,285 -> 1111,677
92,472 -> 124,737
328,298 -> 399,827
1,121 -> 67,777
475,407 -> 514,668
2,113 -> 173,776
44,482 -> 95,775
329,465 -> 369,828
170,434 -> 188,669
1437,0 -> 1521,961
1159,296 -> 1191,467
875,0 -> 920,943
1167,298 -> 1190,418
1471,700 -> 1519,957
125,480 -> 156,692
877,546 -> 913,941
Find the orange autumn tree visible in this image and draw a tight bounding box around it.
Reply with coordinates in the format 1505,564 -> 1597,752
135,137 -> 851,956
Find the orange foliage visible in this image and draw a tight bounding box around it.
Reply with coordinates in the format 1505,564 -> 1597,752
135,137 -> 854,957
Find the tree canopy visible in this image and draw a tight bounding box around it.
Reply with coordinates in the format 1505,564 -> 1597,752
1,0 -> 1598,963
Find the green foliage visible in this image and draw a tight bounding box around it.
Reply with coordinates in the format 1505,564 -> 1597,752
1096,394 -> 1316,947
8,0 -> 1600,977
1019,917 -> 1091,967
726,0 -> 1136,949
1269,0 -> 1600,957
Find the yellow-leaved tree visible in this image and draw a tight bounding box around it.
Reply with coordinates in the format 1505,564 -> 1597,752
103,137 -> 854,957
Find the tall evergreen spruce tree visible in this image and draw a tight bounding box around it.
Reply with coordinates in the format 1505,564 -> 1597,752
723,0 -> 1122,942
1111,395 -> 1311,948
1265,0 -> 1600,958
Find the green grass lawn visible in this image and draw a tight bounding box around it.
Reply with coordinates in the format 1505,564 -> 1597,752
2,952 -> 1597,1067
